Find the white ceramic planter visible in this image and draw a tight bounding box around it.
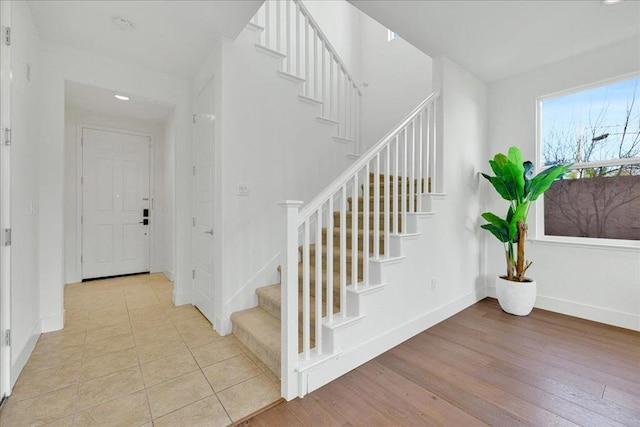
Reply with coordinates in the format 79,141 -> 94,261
495,276 -> 537,316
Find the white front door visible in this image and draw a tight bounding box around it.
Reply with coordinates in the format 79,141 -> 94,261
192,77 -> 216,324
82,128 -> 150,279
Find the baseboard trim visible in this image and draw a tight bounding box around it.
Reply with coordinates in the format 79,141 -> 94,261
302,290 -> 482,396
163,270 -> 175,282
173,290 -> 191,306
215,317 -> 232,336
485,286 -> 640,331
40,313 -> 63,333
10,320 -> 41,388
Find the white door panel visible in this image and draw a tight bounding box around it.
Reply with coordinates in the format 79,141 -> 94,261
82,128 -> 150,279
193,77 -> 216,324
0,0 -> 11,400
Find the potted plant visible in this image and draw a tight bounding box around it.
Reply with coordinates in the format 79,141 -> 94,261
481,146 -> 571,315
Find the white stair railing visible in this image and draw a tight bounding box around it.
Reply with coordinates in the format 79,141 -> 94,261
280,92 -> 441,399
251,0 -> 362,152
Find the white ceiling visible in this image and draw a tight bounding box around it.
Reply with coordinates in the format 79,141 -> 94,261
27,0 -> 263,79
349,0 -> 640,82
65,81 -> 174,122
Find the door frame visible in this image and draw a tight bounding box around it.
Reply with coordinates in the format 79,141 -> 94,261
76,124 -> 155,280
0,0 -> 11,400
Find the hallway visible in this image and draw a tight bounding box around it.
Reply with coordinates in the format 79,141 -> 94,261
0,274 -> 280,426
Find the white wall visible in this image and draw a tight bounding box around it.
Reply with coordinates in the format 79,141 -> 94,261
193,27 -> 354,332
435,55 -> 488,294
359,16 -> 432,152
487,37 -> 640,330
38,40 -> 192,333
9,0 -> 41,385
63,108 -> 169,284
162,115 -> 176,281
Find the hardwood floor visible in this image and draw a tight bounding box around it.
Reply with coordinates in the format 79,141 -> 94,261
243,298 -> 640,427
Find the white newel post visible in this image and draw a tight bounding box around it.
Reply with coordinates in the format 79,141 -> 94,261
278,200 -> 303,400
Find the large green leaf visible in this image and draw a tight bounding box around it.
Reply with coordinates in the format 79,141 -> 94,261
528,164 -> 572,201
500,162 -> 525,202
507,147 -> 525,175
489,154 -> 509,176
481,212 -> 509,229
481,223 -> 510,243
481,174 -> 517,201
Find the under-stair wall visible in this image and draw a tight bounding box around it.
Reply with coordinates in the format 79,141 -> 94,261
275,54 -> 489,399
192,16 -> 358,333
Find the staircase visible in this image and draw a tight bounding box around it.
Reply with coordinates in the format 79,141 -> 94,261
229,0 -> 443,400
232,173 -> 408,378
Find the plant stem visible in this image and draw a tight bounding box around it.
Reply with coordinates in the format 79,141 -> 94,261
516,221 -> 526,281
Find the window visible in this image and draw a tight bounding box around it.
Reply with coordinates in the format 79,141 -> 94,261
387,29 -> 399,42
539,76 -> 640,241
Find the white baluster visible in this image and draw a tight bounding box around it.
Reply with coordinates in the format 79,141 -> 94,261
344,79 -> 352,139
305,17 -> 309,96
276,0 -> 281,53
314,30 -> 318,100
295,2 -> 301,76
384,145 -> 390,256
329,57 -> 334,120
315,207 -> 322,354
340,185 -> 347,318
393,136 -> 399,234
265,0 -> 270,48
373,154 -> 380,259
363,163 -> 369,284
402,128 -> 407,232
417,111 -> 423,211
322,45 -> 326,116
337,69 -> 342,137
285,0 -> 290,73
426,105 -> 431,194
355,87 -> 360,154
351,174 -> 358,292
303,219 -> 310,359
327,197 -> 333,323
432,104 -> 437,193
410,120 -> 415,213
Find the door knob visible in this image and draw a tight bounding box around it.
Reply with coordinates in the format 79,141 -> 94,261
203,229 -> 214,235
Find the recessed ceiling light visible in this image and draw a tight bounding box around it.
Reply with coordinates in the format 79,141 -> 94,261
601,0 -> 622,5
114,94 -> 130,101
112,16 -> 134,31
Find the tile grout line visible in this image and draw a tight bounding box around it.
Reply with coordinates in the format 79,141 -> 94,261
126,284 -> 156,425
10,275 -> 280,426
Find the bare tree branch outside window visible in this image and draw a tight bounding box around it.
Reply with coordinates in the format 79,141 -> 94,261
541,77 -> 640,240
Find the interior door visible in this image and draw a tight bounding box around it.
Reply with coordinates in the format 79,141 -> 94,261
82,128 -> 150,279
192,77 -> 216,324
0,0 -> 11,402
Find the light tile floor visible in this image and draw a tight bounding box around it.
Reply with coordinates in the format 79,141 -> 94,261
0,273 -> 281,426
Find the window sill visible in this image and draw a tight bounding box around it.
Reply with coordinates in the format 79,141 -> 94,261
529,236 -> 640,252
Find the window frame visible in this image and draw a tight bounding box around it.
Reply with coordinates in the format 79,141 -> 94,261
534,71 -> 640,249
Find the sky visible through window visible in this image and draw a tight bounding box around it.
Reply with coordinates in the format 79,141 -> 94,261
541,77 -> 640,165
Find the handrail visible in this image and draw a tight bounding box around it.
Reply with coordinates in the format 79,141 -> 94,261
293,0 -> 362,95
298,90 -> 440,222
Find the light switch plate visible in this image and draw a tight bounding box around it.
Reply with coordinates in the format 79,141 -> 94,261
237,184 -> 250,196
